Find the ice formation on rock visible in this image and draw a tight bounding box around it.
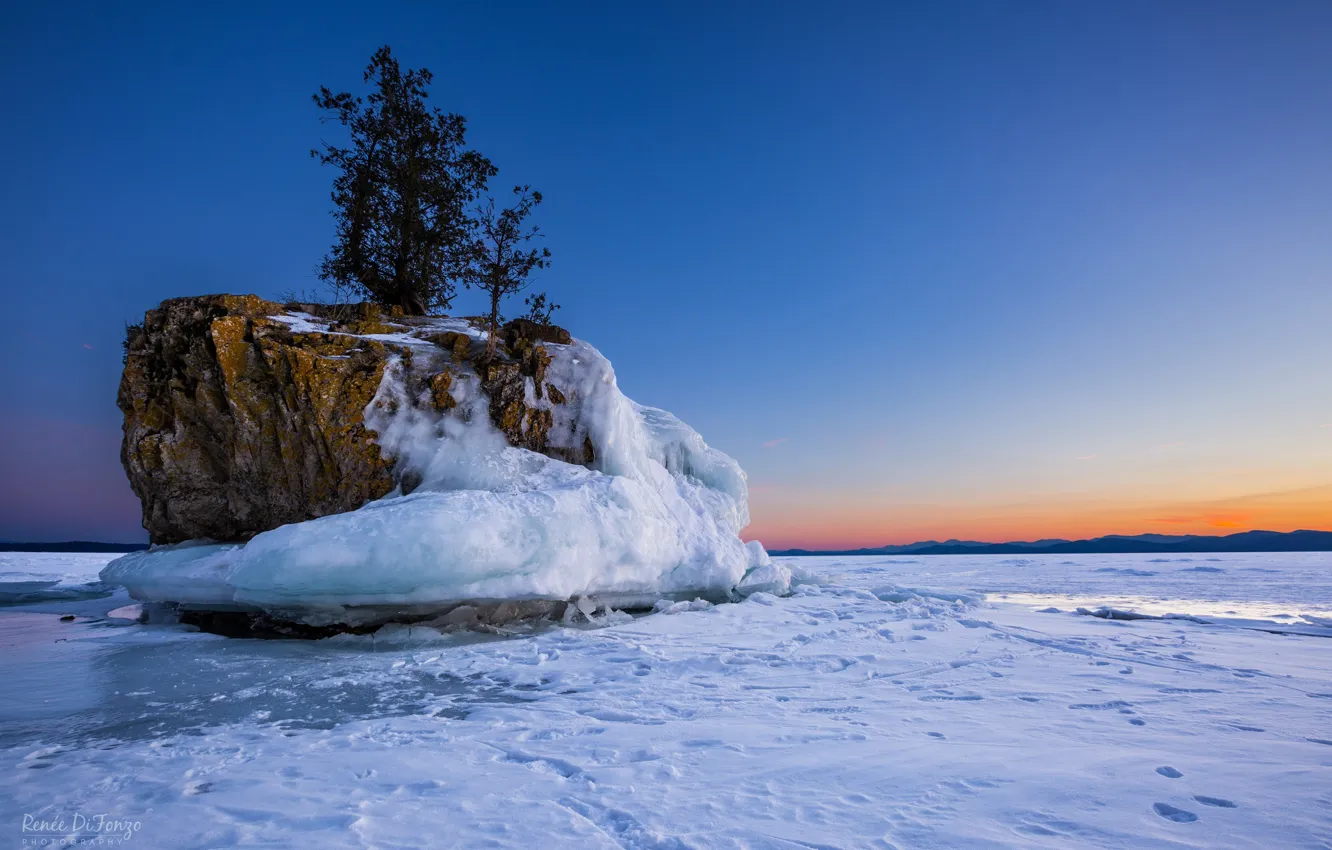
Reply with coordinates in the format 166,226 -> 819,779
105,309 -> 777,625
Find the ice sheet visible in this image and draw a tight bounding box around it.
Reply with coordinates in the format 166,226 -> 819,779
5,552 -> 1331,847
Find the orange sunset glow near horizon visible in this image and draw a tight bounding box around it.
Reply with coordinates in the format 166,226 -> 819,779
743,484 -> 1332,551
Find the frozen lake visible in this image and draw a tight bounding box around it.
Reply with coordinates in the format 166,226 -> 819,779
796,550 -> 1332,622
2,551 -> 1330,847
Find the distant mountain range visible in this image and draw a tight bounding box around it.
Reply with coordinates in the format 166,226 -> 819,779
6,529 -> 1331,557
768,529 -> 1332,556
0,541 -> 149,553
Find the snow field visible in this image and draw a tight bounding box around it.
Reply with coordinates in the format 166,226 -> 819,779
3,553 -> 1330,847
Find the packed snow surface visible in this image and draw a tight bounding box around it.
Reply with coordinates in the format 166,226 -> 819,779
5,551 -> 1332,847
103,318 -> 770,622
0,552 -> 116,602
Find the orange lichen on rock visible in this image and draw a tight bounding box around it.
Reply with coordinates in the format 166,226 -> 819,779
119,296 -> 582,544
120,295 -> 396,544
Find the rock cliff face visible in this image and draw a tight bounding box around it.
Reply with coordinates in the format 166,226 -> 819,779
120,294 -> 581,544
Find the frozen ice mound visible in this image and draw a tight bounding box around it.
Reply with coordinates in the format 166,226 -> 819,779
103,325 -> 778,625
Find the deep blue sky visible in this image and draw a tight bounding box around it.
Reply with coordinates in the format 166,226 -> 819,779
2,1 -> 1330,545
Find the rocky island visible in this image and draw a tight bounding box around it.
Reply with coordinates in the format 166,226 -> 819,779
105,294 -> 783,631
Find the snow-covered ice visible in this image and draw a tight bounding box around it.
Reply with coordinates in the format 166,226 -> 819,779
3,550 -> 1331,847
103,320 -> 772,624
0,552 -> 117,603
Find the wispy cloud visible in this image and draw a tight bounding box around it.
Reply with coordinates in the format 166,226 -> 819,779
82,343 -> 94,350
762,438 -> 789,449
1321,423 -> 1332,429
1075,454 -> 1097,461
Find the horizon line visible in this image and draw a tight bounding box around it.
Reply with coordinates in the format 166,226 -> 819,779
758,526 -> 1332,552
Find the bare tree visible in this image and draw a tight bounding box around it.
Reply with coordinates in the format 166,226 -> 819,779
465,186 -> 552,358
519,291 -> 560,324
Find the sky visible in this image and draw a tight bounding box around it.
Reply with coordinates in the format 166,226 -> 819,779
1,1 -> 1329,547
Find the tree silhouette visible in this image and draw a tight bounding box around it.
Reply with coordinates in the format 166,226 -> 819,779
465,186 -> 552,358
313,46 -> 495,314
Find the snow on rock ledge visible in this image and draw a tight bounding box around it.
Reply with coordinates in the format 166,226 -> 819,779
107,295 -> 776,625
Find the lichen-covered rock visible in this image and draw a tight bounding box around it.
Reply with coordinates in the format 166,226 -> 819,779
119,295 -> 582,544
120,295 -> 399,544
427,369 -> 457,412
502,318 -> 572,347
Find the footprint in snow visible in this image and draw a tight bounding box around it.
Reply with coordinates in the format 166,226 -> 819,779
1152,802 -> 1198,823
1069,700 -> 1133,710
1194,796 -> 1237,808
1155,766 -> 1183,778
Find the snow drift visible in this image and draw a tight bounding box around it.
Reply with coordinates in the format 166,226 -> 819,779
104,311 -> 776,625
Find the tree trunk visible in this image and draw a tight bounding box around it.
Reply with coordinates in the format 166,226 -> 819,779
486,289 -> 501,360
401,290 -> 426,316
